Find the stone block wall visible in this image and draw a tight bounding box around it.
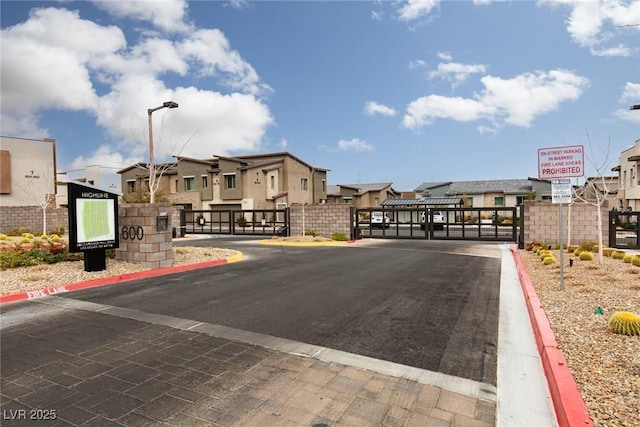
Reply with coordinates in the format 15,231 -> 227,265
0,206 -> 68,234
289,204 -> 352,238
116,203 -> 174,269
523,200 -> 609,246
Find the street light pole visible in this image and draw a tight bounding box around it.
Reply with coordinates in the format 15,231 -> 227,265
147,101 -> 178,203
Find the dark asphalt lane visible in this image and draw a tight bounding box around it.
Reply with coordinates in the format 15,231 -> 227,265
52,239 -> 502,386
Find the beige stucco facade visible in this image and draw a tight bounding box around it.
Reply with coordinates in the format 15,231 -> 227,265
118,152 -> 328,210
614,139 -> 640,211
0,136 -> 56,207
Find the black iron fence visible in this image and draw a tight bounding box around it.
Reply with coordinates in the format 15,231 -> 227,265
609,211 -> 639,249
354,207 -> 519,242
180,209 -> 289,236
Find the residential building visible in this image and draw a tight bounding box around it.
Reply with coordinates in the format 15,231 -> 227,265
0,136 -> 57,207
55,165 -> 120,207
612,139 -> 640,211
414,178 -> 552,208
118,152 -> 328,210
575,176 -> 618,210
326,183 -> 400,207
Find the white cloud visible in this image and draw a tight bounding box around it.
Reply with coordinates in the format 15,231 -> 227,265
615,82 -> 640,123
403,69 -> 589,130
320,139 -> 374,153
338,138 -> 375,152
437,52 -> 452,61
540,0 -> 640,56
225,0 -> 252,10
90,0 -> 190,33
428,61 -> 487,88
590,44 -> 632,57
397,0 -> 440,21
364,101 -> 397,117
408,59 -> 428,70
178,29 -> 271,96
277,138 -> 288,150
0,4 -> 275,170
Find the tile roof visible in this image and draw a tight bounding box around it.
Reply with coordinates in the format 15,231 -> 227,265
415,179 -> 538,195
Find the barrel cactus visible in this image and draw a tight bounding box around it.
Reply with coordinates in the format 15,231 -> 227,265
579,251 -> 593,261
608,312 -> 640,336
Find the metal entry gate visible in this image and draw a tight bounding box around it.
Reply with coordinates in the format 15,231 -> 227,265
181,209 -> 289,236
609,211 -> 639,249
354,207 -> 519,242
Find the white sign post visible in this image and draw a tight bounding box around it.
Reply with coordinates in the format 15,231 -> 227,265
539,146 -> 584,290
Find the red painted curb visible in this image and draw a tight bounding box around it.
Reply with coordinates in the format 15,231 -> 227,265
510,245 -> 593,427
0,258 -> 229,305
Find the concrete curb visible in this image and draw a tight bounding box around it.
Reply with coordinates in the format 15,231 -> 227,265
509,245 -> 594,427
0,250 -> 244,305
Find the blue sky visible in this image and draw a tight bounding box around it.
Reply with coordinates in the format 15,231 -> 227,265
1,0 -> 639,192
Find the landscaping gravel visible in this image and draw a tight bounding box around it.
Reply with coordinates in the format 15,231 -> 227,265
519,248 -> 639,427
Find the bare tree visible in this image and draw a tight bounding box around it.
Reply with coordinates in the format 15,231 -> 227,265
16,162 -> 55,234
129,117 -> 199,204
571,136 -> 616,265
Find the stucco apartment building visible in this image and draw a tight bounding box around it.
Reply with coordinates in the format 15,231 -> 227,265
414,178 -> 552,208
326,183 -> 400,207
612,138 -> 640,211
118,152 -> 328,211
0,136 -> 57,207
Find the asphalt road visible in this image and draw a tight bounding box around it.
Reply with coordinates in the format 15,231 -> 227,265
39,238 -> 503,386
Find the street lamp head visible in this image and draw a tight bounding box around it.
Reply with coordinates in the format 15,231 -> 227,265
163,101 -> 179,109
630,104 -> 640,110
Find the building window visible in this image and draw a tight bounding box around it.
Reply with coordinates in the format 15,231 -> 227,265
516,196 -> 525,205
494,196 -> 504,206
126,180 -> 135,193
174,179 -> 178,192
184,176 -> 195,191
202,175 -> 208,188
144,179 -> 149,191
322,179 -> 326,192
374,197 -> 379,206
270,175 -> 275,190
301,178 -> 308,191
343,197 -> 352,204
224,174 -> 236,189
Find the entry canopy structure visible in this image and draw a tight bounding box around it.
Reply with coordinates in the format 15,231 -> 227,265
381,197 -> 463,207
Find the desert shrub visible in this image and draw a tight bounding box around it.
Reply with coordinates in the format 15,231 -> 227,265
19,237 -> 31,244
623,254 -> 634,263
304,229 -> 318,237
543,256 -> 557,265
602,247 -> 615,257
49,234 -> 61,242
0,245 -> 77,270
235,216 -> 247,227
574,248 -> 583,257
0,234 -> 8,241
633,255 -> 640,267
48,226 -> 65,236
579,251 -> 593,261
567,244 -> 579,253
526,241 -> 544,251
7,228 -> 30,236
579,241 -> 598,252
331,231 -> 348,241
608,311 -> 640,336
612,250 -> 626,260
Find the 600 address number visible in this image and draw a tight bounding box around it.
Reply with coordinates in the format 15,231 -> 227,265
121,226 -> 144,240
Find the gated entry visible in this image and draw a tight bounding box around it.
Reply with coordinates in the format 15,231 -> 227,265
354,207 -> 519,242
181,209 -> 289,236
609,211 -> 639,249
